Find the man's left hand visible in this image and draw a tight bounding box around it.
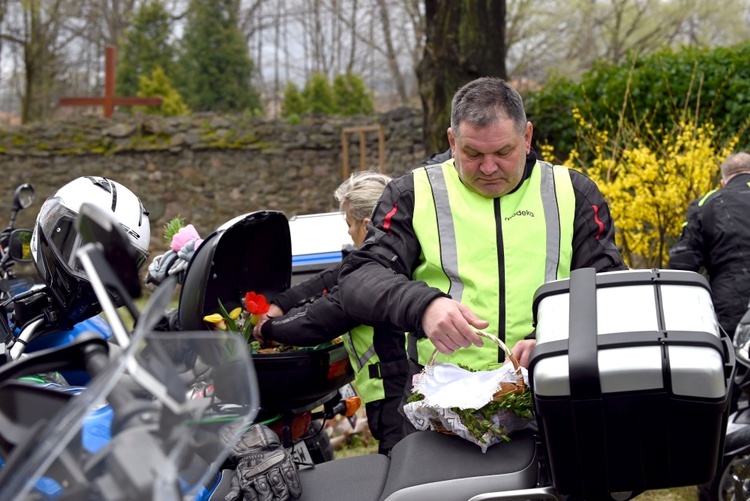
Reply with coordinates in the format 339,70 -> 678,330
510,339 -> 536,368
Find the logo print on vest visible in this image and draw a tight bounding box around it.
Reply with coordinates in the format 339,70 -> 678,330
504,210 -> 535,221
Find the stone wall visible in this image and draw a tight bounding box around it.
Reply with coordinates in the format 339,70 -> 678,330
0,108 -> 427,256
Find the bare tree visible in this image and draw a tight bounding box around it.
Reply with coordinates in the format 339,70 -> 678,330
81,0 -> 139,48
346,0 -> 357,71
402,0 -> 424,72
504,0 -> 750,84
311,0 -> 328,74
376,0 -> 408,105
312,0 -> 418,106
0,0 -> 86,122
238,0 -> 264,43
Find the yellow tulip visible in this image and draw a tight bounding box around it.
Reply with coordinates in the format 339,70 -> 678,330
203,313 -> 228,330
229,307 -> 242,320
203,313 -> 224,324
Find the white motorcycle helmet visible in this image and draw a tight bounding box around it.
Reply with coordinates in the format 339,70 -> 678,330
30,176 -> 150,324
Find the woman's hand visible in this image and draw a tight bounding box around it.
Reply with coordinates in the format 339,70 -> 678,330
252,303 -> 284,343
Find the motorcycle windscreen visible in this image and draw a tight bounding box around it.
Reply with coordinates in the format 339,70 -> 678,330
0,331 -> 261,501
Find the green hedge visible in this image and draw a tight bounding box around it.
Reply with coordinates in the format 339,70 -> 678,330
525,42 -> 750,160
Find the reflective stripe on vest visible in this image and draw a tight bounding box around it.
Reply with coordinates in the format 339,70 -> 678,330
411,159 -> 575,370
343,332 -> 377,371
344,325 -> 385,403
426,166 -> 464,301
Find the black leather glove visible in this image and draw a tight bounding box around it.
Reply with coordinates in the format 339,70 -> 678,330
224,424 -> 302,501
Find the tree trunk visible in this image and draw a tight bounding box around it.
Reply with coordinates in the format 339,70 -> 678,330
417,0 -> 507,153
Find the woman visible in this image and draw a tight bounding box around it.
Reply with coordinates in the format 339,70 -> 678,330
254,170 -> 406,456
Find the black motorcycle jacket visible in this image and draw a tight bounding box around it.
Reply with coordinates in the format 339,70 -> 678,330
271,263 -> 340,312
263,285 -> 356,346
669,172 -> 750,336
338,150 -> 628,337
261,260 -> 407,399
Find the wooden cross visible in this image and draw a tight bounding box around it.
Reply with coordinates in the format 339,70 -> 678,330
59,46 -> 162,118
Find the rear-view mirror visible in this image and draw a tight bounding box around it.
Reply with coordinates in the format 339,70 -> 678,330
8,229 -> 33,262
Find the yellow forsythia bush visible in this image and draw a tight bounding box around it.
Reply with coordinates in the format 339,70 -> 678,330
541,110 -> 738,268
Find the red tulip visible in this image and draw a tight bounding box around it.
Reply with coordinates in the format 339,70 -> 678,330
244,291 -> 270,315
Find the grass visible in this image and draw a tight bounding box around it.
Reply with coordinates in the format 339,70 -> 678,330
334,440 -> 379,459
113,289 -> 179,331
635,486 -> 697,501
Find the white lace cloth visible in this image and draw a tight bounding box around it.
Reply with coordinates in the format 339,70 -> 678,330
403,362 -> 532,453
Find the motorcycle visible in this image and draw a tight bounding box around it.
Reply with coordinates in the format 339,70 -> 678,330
0,204 -> 735,501
704,305 -> 750,500
0,202 -> 260,499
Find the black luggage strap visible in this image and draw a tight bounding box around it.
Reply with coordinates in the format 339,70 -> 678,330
567,267 -> 608,496
368,359 -> 408,379
568,267 -> 601,399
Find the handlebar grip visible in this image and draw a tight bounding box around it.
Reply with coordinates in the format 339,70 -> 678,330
83,343 -> 131,413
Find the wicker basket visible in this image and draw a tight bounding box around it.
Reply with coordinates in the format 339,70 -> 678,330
413,330 -> 531,447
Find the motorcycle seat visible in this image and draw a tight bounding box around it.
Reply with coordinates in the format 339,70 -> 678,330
379,429 -> 538,501
297,453 -> 390,501
296,429 -> 538,501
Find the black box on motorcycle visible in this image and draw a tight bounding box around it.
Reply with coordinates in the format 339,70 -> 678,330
529,268 -> 735,498
179,211 -> 353,411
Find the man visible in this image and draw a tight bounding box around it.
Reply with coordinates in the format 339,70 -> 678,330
338,77 -> 627,393
669,152 -> 750,338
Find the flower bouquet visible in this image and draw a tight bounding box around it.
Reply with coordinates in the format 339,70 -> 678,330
203,292 -> 344,355
403,330 -> 533,453
203,291 -> 275,352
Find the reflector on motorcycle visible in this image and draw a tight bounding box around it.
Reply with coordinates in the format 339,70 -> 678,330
343,396 -> 361,417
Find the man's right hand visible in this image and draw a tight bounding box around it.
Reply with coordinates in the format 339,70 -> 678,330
252,303 -> 284,343
421,297 -> 488,354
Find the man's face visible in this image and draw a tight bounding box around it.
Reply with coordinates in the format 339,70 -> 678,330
447,118 -> 533,198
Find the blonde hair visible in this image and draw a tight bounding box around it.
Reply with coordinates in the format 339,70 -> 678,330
334,170 -> 392,221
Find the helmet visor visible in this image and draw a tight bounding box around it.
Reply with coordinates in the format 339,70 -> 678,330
37,198 -> 85,275
133,245 -> 148,271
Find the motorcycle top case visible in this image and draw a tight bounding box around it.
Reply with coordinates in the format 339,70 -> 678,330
529,268 -> 735,498
179,210 -> 353,411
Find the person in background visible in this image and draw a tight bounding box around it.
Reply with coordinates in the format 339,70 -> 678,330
337,77 -> 627,425
669,152 -> 750,338
254,170 -> 407,456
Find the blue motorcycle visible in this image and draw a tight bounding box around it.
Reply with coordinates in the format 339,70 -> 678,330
0,184 -> 117,497
0,202 -> 260,500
